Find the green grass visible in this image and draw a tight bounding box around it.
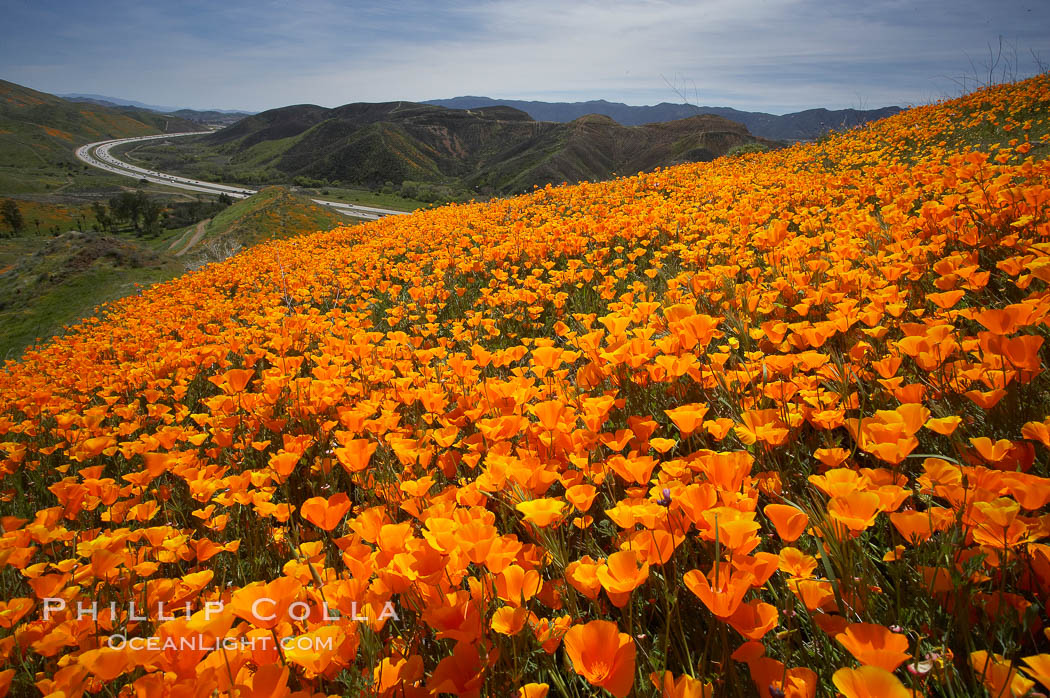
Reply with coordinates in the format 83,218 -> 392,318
0,264 -> 180,360
0,163 -> 129,195
0,230 -> 183,358
235,134 -> 303,169
293,185 -> 433,211
202,186 -> 355,247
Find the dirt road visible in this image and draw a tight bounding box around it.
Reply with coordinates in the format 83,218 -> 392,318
174,218 -> 210,257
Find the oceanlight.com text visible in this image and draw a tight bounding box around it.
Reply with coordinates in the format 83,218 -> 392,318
105,634 -> 335,652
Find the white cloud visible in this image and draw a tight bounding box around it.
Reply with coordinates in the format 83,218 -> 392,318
3,0 -> 1048,113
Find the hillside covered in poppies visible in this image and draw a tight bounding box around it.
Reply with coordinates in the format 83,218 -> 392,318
1,74 -> 1050,697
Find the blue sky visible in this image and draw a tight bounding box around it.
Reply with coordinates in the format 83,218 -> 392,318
2,0 -> 1048,114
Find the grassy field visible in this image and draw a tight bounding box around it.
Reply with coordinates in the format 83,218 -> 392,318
0,230 -> 184,358
199,185 -> 357,247
292,184 -> 435,212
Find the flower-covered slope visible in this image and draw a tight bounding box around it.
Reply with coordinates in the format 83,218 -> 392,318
1,75 -> 1050,697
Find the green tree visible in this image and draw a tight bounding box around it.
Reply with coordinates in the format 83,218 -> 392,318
108,191 -> 154,233
1,199 -> 24,236
91,201 -> 112,232
141,199 -> 163,236
109,192 -> 137,230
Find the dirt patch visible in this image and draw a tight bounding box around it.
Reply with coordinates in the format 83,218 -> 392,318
175,218 -> 210,256
39,231 -> 163,275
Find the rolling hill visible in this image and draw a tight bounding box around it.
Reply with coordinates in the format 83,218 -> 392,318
193,185 -> 353,249
138,100 -> 773,195
0,79 -> 204,169
424,96 -> 902,141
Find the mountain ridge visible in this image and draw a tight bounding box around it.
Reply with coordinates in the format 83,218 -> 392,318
142,99 -> 774,196
422,96 -> 902,141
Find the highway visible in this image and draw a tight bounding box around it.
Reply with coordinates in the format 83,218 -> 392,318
74,132 -> 409,221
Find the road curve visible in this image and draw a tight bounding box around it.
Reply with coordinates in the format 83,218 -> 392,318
74,133 -> 410,221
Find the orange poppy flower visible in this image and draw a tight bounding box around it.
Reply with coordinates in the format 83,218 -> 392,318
726,600 -> 779,640
300,492 -> 353,531
210,367 -> 255,393
970,436 -> 1014,463
925,415 -> 961,435
563,620 -> 636,698
746,657 -> 817,698
566,556 -> 603,600
268,450 -> 300,481
596,550 -> 650,607
565,484 -> 597,511
334,438 -> 378,473
649,671 -> 713,697
229,576 -> 302,629
834,623 -> 911,671
78,647 -> 132,682
283,625 -> 347,675
495,564 -> 542,607
763,503 -> 809,542
514,683 -> 550,698
516,498 -> 566,527
665,403 -> 709,437
788,578 -> 838,612
970,651 -> 1035,698
683,566 -> 751,618
778,547 -> 818,578
813,447 -> 850,468
427,641 -> 485,698
1021,654 -> 1050,691
492,606 -> 530,636
831,666 -> 913,698
828,491 -> 884,533
374,655 -> 424,694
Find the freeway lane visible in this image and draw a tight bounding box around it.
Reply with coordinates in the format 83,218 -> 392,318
75,132 -> 410,221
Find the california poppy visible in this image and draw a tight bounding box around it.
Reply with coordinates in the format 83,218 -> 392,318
831,666 -> 913,698
834,622 -> 911,671
563,620 -> 636,698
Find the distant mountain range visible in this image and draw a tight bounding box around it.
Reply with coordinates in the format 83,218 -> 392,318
59,93 -> 250,115
181,101 -> 773,195
60,93 -> 253,127
423,97 -> 902,142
